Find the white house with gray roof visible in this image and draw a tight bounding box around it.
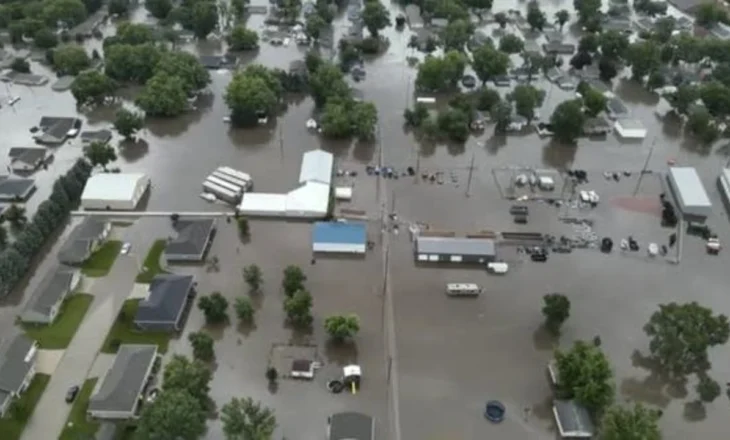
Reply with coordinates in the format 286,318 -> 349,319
88,344 -> 158,420
163,218 -> 216,262
134,274 -> 195,331
21,266 -> 81,324
0,333 -> 38,417
58,218 -> 111,265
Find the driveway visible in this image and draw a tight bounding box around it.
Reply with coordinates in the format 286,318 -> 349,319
21,255 -> 139,440
34,350 -> 64,375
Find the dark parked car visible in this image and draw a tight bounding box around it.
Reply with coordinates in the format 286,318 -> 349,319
509,205 -> 529,215
514,215 -> 528,224
66,385 -> 80,403
531,252 -> 547,262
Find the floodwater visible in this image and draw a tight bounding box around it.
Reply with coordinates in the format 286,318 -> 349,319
3,0 -> 730,438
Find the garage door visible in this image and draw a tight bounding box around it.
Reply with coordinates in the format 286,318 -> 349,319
417,254 -> 428,261
428,255 -> 439,261
450,255 -> 463,263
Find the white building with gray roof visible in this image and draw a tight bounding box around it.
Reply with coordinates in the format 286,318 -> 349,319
163,218 -> 216,262
58,217 -> 111,265
88,344 -> 158,420
134,274 -> 195,331
0,333 -> 38,417
21,266 -> 81,324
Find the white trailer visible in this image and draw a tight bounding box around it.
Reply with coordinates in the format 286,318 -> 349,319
206,176 -> 243,195
210,171 -> 250,191
217,167 -> 253,189
203,181 -> 240,204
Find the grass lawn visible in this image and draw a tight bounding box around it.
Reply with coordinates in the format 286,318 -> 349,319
0,374 -> 51,440
21,294 -> 94,349
100,299 -> 171,354
81,240 -> 123,277
135,240 -> 168,283
58,378 -> 99,440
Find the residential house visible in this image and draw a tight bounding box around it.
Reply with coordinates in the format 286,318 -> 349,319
544,31 -> 563,43
88,344 -> 158,420
80,130 -> 113,145
0,333 -> 38,417
584,78 -> 614,98
198,55 -> 223,69
34,117 -> 81,145
404,4 -> 423,29
572,64 -> 601,80
606,97 -> 630,119
58,218 -> 112,265
327,412 -> 375,440
545,67 -> 564,83
134,274 -> 196,332
493,75 -> 511,87
602,18 -> 633,34
524,40 -> 541,56
556,76 -> 576,90
542,42 -> 576,55
667,0 -> 709,13
20,267 -> 81,325
163,218 -> 217,262
0,176 -> 36,202
507,114 -> 529,132
8,147 -> 49,173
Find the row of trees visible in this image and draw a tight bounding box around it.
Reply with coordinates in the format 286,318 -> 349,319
0,159 -> 93,296
0,0 -> 104,45
144,0 -> 237,39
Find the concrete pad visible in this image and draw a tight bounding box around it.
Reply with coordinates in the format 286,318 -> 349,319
77,275 -> 96,293
88,354 -> 115,378
129,283 -> 150,299
35,349 -> 64,375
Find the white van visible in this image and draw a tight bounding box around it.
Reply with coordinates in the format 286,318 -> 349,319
487,262 -> 509,274
445,283 -> 481,297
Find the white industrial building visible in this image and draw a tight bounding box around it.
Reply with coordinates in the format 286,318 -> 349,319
81,173 -> 150,210
238,150 -> 333,219
667,167 -> 712,222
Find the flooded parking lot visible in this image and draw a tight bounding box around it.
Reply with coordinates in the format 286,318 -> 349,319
3,0 -> 730,438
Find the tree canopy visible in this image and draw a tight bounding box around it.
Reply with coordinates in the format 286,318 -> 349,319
542,293 -> 570,335
416,51 -> 467,92
441,19 -> 473,51
134,389 -> 207,440
52,44 -> 90,75
114,108 -> 144,139
220,397 -> 277,440
83,142 -> 117,170
526,1 -> 546,31
162,354 -> 212,408
598,403 -> 661,440
198,292 -> 230,324
227,25 -> 259,51
225,66 -> 281,127
284,289 -> 313,327
472,44 -> 509,85
361,0 -> 390,37
71,71 -> 117,107
498,34 -> 524,54
508,85 -> 544,123
555,340 -> 615,415
550,99 -> 585,144
135,73 -> 189,117
324,314 -> 360,341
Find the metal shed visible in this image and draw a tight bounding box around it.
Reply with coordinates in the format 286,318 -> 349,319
415,236 -> 496,263
313,222 -> 367,254
667,167 -> 712,222
552,400 -> 595,439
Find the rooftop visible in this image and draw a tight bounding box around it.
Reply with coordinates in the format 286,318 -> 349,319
80,129 -> 113,144
88,344 -> 157,415
58,217 -> 109,265
669,167 -> 712,208
8,147 -> 48,166
81,173 -> 149,202
313,222 -> 367,245
135,274 -> 194,324
329,412 -> 375,440
36,117 -> 80,144
21,267 -> 78,323
164,218 -> 216,258
553,400 -> 595,438
299,149 -> 334,186
416,236 -> 496,256
0,332 -> 35,394
0,176 -> 36,200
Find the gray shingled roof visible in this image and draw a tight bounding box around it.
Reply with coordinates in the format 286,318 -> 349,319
0,333 -> 35,394
88,344 -> 157,415
553,400 -> 595,437
0,177 -> 35,199
164,218 -> 215,258
329,412 -> 374,440
416,236 -> 496,256
58,218 -> 108,265
8,147 -> 48,167
134,274 -> 194,325
21,266 -> 78,324
80,130 -> 112,144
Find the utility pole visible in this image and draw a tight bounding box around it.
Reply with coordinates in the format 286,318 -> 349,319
465,151 -> 476,197
633,137 -> 656,196
278,123 -> 284,162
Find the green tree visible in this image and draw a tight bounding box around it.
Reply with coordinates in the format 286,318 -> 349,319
235,297 -> 255,323
4,204 -> 27,228
625,40 -> 661,81
647,70 -> 665,90
146,0 -> 173,19
52,44 -> 90,75
198,291 -> 229,324
324,314 -> 360,341
644,302 -> 730,377
440,19 -> 473,52
192,0 -> 219,39
475,87 -> 501,111
574,0 -> 602,26
582,87 -> 607,117
227,25 -> 259,50
351,100 -> 378,140
550,99 -> 585,143
494,12 -> 508,29
542,293 -> 571,335
416,51 -> 466,91
162,355 -> 212,407
243,264 -> 263,293
225,73 -> 278,126
10,58 -> 30,73
598,403 -> 661,440
42,0 -> 87,27
492,101 -> 513,134
361,0 -> 390,37
499,34 -> 524,54
555,9 -> 570,30
155,51 -> 211,95
699,81 -> 730,118
686,105 -> 719,145
109,0 -> 130,15
555,340 -> 614,414
598,30 -> 629,60
305,13 -> 326,41
309,62 -> 350,107
509,85 -> 543,123
71,71 -> 117,107
695,2 -> 728,27
463,0 -> 492,13
104,43 -> 162,83
284,289 -> 313,327
696,375 -> 721,403
526,1 -> 546,31
33,28 -> 58,49
135,389 -> 207,440
237,218 -> 250,238
282,265 -> 306,296
135,73 -> 188,117
114,108 -> 144,139
598,57 -> 618,82
665,85 -> 699,115
83,141 -> 117,170
188,331 -> 215,361
578,34 -> 599,53
0,227 -> 7,249
437,108 -> 470,142
472,45 -> 509,85
220,397 -> 277,440
113,22 -> 156,46
265,367 -> 278,383
404,104 -> 430,127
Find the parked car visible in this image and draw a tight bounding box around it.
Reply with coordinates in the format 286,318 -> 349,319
531,251 -> 548,262
66,385 -> 80,403
121,242 -> 132,255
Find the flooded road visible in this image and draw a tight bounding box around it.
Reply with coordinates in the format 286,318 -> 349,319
3,0 -> 730,438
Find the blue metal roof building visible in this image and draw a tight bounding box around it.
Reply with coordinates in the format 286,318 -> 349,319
312,222 -> 367,254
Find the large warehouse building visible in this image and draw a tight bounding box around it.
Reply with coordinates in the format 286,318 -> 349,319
415,236 -> 496,264
81,173 -> 150,211
238,150 -> 333,219
666,167 -> 712,223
